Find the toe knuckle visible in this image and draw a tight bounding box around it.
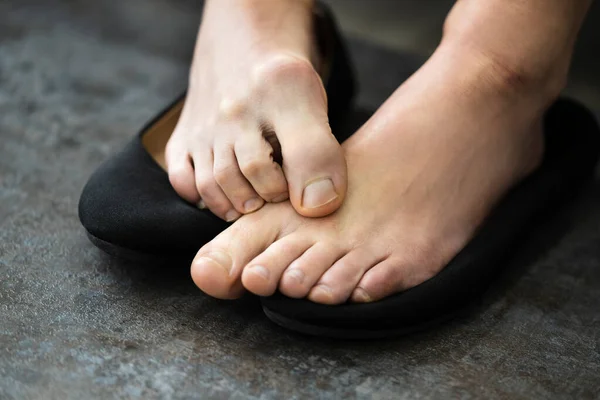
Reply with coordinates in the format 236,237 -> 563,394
196,176 -> 218,195
213,164 -> 236,185
274,241 -> 298,257
317,136 -> 343,158
240,158 -> 270,178
218,97 -> 249,121
168,167 -> 191,188
263,190 -> 288,203
168,165 -> 186,180
281,146 -> 306,167
252,54 -> 317,87
284,138 -> 339,167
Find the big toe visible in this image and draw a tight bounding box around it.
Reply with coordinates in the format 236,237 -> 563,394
191,250 -> 244,300
259,55 -> 347,217
190,204 -> 291,299
280,131 -> 347,218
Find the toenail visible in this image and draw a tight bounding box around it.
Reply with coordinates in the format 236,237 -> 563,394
284,269 -> 305,284
244,198 -> 263,213
352,288 -> 372,303
302,178 -> 338,209
197,199 -> 207,210
196,251 -> 233,274
248,265 -> 270,280
311,284 -> 333,300
225,209 -> 241,222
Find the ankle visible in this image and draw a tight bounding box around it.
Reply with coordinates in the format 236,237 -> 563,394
436,37 -> 567,107
200,0 -> 317,66
203,0 -> 314,36
440,0 -> 580,104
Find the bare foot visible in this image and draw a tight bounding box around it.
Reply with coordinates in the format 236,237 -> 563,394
165,0 -> 346,222
188,38 -> 556,302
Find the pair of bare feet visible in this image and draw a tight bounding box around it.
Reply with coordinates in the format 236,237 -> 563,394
164,0 -> 582,304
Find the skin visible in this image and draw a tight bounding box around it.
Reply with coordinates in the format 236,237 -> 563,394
166,0 -> 347,222
188,0 -> 593,303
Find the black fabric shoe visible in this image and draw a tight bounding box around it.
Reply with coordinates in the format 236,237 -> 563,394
260,99 -> 600,339
78,2 -> 356,262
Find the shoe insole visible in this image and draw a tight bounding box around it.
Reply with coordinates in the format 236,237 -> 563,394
141,99 -> 184,171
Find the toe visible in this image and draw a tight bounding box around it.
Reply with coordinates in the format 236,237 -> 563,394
192,148 -> 238,221
306,248 -> 382,305
213,140 -> 265,215
235,133 -> 289,203
191,203 -> 291,299
350,258 -> 407,303
166,140 -> 200,204
241,234 -> 313,296
278,241 -> 345,300
257,55 -> 347,217
352,250 -> 443,302
274,117 -> 347,219
190,250 -> 243,300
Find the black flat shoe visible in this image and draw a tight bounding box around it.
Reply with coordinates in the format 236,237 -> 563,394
260,99 -> 600,339
78,2 -> 356,262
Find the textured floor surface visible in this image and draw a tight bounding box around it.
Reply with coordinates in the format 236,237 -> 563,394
1,1 -> 600,399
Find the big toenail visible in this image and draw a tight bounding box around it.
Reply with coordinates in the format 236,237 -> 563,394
284,269 -> 305,284
244,198 -> 263,213
302,178 -> 338,209
248,265 -> 270,280
352,288 -> 372,303
197,199 -> 207,209
225,210 -> 241,222
196,251 -> 233,274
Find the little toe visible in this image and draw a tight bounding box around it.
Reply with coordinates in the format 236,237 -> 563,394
241,234 -> 313,296
351,251 -> 444,303
350,258 -> 407,303
307,248 -> 382,305
278,241 -> 345,299
166,141 -> 200,204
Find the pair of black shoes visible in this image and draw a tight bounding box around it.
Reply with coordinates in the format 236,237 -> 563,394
79,3 -> 600,339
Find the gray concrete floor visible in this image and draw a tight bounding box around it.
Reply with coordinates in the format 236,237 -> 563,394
1,1 -> 600,399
